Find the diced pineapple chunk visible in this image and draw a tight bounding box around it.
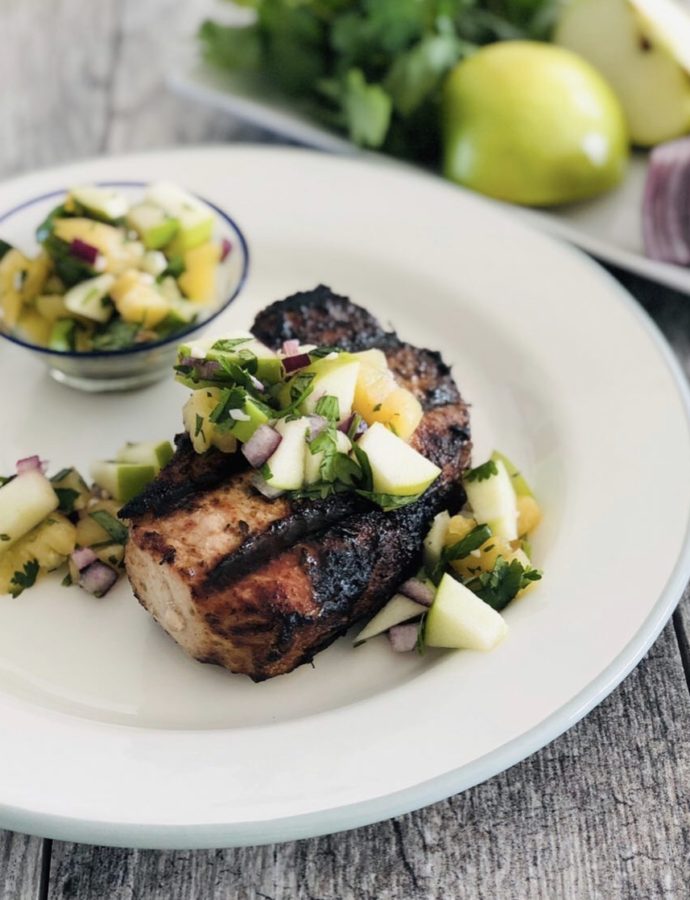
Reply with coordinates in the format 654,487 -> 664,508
353,362 -> 396,421
449,535 -> 515,580
75,499 -> 121,547
111,270 -> 170,328
14,310 -> 52,346
354,348 -> 388,371
178,241 -> 220,304
0,249 -> 31,328
444,514 -> 478,546
517,494 -> 542,537
0,513 -> 76,595
36,294 -> 70,322
182,389 -> 237,454
22,252 -> 52,302
368,386 -> 423,441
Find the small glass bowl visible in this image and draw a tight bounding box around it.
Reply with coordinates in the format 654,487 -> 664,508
0,181 -> 249,392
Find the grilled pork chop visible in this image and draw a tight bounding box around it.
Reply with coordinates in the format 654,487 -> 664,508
121,286 -> 471,680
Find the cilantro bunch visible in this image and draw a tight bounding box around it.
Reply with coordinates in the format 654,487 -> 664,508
199,0 -> 559,162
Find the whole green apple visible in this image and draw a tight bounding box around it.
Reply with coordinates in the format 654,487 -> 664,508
442,41 -> 629,206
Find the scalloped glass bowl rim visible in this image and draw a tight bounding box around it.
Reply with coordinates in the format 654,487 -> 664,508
0,180 -> 250,358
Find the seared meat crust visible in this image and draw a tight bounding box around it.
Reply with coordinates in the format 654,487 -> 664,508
122,286 -> 471,679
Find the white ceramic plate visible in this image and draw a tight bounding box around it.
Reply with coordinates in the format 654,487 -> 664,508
170,61 -> 690,295
0,146 -> 689,849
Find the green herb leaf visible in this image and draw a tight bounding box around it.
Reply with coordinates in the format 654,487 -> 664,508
428,523 -> 492,583
464,459 -> 498,483
314,394 -> 340,422
0,533 -> 10,542
50,468 -> 73,484
10,559 -> 40,598
465,557 -> 542,611
54,488 -> 80,515
61,573 -> 73,587
194,414 -> 205,438
89,510 -> 128,545
355,489 -> 424,511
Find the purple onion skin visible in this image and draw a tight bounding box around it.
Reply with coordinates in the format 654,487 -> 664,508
69,238 -> 100,266
388,623 -> 419,652
220,237 -> 233,262
79,561 -> 118,598
16,455 -> 46,475
71,547 -> 98,571
399,578 -> 435,607
241,425 -> 282,468
283,353 -> 311,373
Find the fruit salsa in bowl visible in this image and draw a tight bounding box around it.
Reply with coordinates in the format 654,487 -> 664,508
0,181 -> 249,392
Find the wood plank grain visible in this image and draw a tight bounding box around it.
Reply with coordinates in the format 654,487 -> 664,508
45,611 -> 690,900
0,831 -> 43,900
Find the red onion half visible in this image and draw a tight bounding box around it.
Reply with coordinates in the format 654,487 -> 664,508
643,136 -> 690,266
242,424 -> 281,468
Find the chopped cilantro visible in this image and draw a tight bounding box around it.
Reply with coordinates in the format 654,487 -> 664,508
0,476 -> 11,487
194,414 -> 205,438
0,533 -> 10,542
465,557 -> 542,611
429,523 -> 492,583
10,560 -> 40,598
314,394 -> 340,423
61,573 -> 73,587
355,489 -> 424,511
372,403 -> 382,412
259,462 -> 272,480
54,487 -> 80,515
89,510 -> 128,545
465,460 -> 498,483
212,337 -> 252,353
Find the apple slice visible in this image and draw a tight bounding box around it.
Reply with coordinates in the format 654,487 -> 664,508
264,417 -> 310,491
425,573 -> 508,651
302,357 -> 360,421
556,0 -> 690,146
116,440 -> 174,472
423,510 -> 450,570
356,422 -> 440,497
90,461 -> 157,503
0,471 -> 59,552
64,274 -> 115,323
126,202 -> 179,250
463,459 -> 518,541
145,182 -> 215,254
69,186 -> 128,222
353,593 -> 427,646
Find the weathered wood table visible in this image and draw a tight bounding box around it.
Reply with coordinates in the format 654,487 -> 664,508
1,1 -> 689,897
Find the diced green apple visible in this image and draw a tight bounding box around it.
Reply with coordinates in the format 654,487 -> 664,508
425,573 -> 508,651
353,593 -> 427,646
490,450 -> 534,498
0,471 -> 59,552
180,332 -> 283,384
357,422 -> 441,497
264,417 -> 310,491
116,440 -> 174,472
301,357 -> 360,420
90,461 -> 157,503
126,202 -> 180,250
304,430 -> 351,484
49,319 -> 77,352
228,397 -> 273,443
464,459 -> 518,541
64,273 -> 115,324
423,510 -> 450,570
145,182 -> 214,254
69,186 -> 129,221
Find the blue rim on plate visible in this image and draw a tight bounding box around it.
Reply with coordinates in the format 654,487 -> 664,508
0,180 -> 251,357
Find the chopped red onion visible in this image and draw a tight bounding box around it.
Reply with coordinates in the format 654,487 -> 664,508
306,415 -> 327,440
16,455 -> 47,475
250,472 -> 284,499
643,136 -> 690,266
282,339 -> 300,356
79,561 -> 118,598
71,547 -> 98,571
242,425 -> 282,468
69,238 -> 100,266
388,623 -> 419,652
220,237 -> 233,262
399,578 -> 435,607
178,357 -> 221,380
283,352 -> 311,373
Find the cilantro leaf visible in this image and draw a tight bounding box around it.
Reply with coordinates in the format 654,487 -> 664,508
10,559 -> 40,598
465,556 -> 542,611
0,533 -> 10,542
464,459 -> 498,483
428,522 -> 492,583
355,488 -> 424,511
314,394 -> 340,422
54,487 -> 80,515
